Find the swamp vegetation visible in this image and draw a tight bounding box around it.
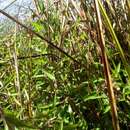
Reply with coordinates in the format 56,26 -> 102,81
0,0 -> 130,130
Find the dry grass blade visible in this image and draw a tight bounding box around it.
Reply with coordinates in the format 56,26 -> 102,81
94,0 -> 120,130
32,0 -> 41,15
13,24 -> 22,107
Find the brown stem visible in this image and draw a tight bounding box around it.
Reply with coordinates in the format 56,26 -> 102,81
94,1 -> 120,130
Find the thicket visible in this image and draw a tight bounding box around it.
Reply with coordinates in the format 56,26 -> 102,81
0,0 -> 130,130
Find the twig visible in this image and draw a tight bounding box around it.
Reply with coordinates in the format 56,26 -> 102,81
17,53 -> 60,60
2,0 -> 17,10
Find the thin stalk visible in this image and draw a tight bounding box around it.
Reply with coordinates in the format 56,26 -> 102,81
27,36 -> 33,118
13,23 -> 22,107
94,0 -> 120,130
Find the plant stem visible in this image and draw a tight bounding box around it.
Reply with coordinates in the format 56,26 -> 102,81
94,0 -> 120,130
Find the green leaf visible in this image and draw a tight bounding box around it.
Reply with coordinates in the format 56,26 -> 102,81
103,106 -> 111,114
32,74 -> 44,78
33,70 -> 55,80
63,124 -> 78,130
43,70 -> 55,80
112,63 -> 121,78
32,22 -> 43,32
83,92 -> 106,102
115,63 -> 121,76
3,110 -> 37,129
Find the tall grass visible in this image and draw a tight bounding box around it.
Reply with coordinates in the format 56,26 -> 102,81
0,0 -> 130,130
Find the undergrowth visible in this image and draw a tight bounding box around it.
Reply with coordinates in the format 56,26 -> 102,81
0,0 -> 130,130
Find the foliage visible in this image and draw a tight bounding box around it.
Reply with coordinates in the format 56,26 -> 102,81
0,0 -> 130,130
